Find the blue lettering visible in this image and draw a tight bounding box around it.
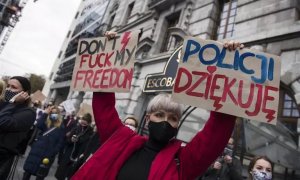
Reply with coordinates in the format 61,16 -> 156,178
234,50 -> 239,70
216,48 -> 233,69
183,40 -> 201,63
239,52 -> 255,74
268,58 -> 274,81
251,54 -> 267,84
199,44 -> 219,65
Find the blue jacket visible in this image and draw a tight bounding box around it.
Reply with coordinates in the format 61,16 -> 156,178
23,113 -> 65,175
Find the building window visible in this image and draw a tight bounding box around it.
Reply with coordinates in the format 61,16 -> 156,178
160,11 -> 181,52
217,0 -> 238,40
125,2 -> 134,24
282,93 -> 300,117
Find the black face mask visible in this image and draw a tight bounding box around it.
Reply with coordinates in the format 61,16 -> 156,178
148,121 -> 178,144
4,90 -> 19,102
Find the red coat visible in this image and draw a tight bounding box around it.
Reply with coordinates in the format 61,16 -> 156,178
72,92 -> 235,180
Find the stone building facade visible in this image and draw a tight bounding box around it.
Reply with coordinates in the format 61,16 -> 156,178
43,0 -> 300,178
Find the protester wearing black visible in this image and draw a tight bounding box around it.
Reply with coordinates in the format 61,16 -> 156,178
55,113 -> 93,180
23,106 -> 65,180
0,76 -> 35,179
57,113 -> 77,165
202,138 -> 243,180
68,126 -> 101,177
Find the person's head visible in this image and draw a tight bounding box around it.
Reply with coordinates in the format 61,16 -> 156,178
5,76 -> 31,104
79,113 -> 92,127
248,156 -> 273,180
33,100 -> 41,108
47,106 -> 62,127
0,79 -> 6,101
146,93 -> 183,144
124,116 -> 138,132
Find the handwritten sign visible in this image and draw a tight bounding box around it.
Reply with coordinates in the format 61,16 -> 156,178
62,99 -> 76,114
31,90 -> 46,102
71,31 -> 139,92
172,37 -> 280,124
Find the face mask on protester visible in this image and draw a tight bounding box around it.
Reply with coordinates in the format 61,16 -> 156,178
125,124 -> 136,131
4,90 -> 19,102
252,169 -> 272,180
49,113 -> 59,121
148,121 -> 177,144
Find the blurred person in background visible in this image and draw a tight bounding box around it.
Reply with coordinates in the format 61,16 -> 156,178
0,79 -> 6,100
22,105 -> 65,180
123,116 -> 138,132
202,138 -> 243,180
0,76 -> 35,179
55,113 -> 93,180
68,124 -> 101,178
248,156 -> 273,180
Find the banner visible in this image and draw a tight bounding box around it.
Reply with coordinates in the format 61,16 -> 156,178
172,37 -> 280,124
71,31 -> 139,92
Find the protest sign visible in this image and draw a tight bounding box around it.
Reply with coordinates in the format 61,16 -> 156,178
71,31 -> 139,92
172,37 -> 280,124
31,90 -> 46,102
62,99 -> 76,114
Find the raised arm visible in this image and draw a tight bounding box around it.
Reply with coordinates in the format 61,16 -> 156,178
179,112 -> 236,179
92,92 -> 123,143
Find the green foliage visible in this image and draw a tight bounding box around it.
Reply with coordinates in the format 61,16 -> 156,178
25,73 -> 46,94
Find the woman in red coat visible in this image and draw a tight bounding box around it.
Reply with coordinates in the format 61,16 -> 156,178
72,33 -> 242,180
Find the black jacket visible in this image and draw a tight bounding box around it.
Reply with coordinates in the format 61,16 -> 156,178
0,102 -> 36,155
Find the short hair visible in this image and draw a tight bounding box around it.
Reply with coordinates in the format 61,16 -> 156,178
124,116 -> 138,128
146,93 -> 183,120
248,156 -> 274,177
82,113 -> 92,124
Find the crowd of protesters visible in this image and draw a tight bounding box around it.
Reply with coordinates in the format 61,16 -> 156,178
0,35 -> 276,180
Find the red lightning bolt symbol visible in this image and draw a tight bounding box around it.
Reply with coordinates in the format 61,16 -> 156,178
121,32 -> 131,52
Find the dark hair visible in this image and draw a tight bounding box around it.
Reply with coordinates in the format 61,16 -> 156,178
82,113 -> 92,124
124,116 -> 138,128
248,156 -> 274,179
10,76 -> 31,94
10,76 -> 32,106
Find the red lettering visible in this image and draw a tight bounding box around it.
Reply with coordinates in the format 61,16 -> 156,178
83,70 -> 93,88
174,67 -> 192,93
221,78 -> 238,105
186,71 -> 207,97
238,81 -> 255,108
109,68 -> 119,88
92,69 -> 103,89
262,86 -> 278,122
74,70 -> 85,88
245,84 -> 263,117
80,55 -> 89,68
95,53 -> 105,67
100,68 -> 111,88
210,74 -> 225,110
104,52 -> 114,67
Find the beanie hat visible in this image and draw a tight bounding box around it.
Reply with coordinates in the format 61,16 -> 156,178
11,76 -> 31,94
